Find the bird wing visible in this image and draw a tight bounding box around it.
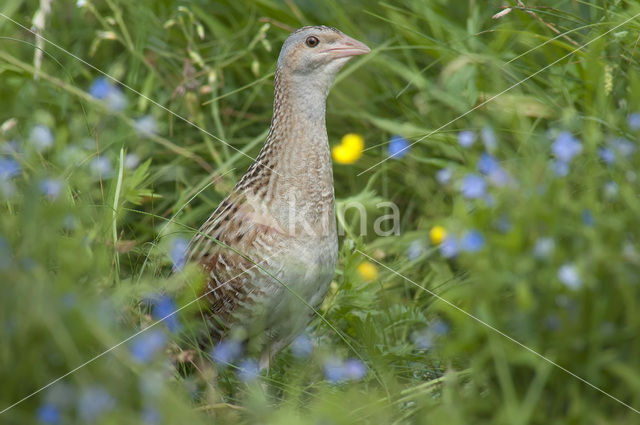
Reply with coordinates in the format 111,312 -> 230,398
187,192 -> 286,320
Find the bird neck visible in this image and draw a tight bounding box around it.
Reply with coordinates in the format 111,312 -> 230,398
238,68 -> 336,236
264,69 -> 333,183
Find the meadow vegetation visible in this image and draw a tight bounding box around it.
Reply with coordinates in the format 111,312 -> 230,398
1,0 -> 640,423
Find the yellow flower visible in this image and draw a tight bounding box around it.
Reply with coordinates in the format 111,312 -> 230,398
429,225 -> 447,245
341,133 -> 364,150
332,133 -> 364,164
357,261 -> 379,281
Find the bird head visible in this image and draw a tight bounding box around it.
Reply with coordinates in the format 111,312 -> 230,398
277,26 -> 370,92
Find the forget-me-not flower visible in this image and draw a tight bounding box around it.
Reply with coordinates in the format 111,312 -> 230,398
481,126 -> 497,152
237,359 -> 260,381
0,158 -> 20,180
291,333 -> 314,358
134,115 -> 158,137
436,168 -> 453,185
77,386 -> 115,422
141,407 -> 161,425
552,132 -> 582,162
533,237 -> 555,258
387,135 -> 409,158
29,124 -> 54,152
558,263 -> 582,289
461,174 -> 487,199
169,237 -> 189,272
37,403 -> 61,424
440,236 -> 459,258
599,147 -> 615,164
458,130 -> 476,148
124,153 -> 140,170
477,152 -> 500,175
89,77 -> 127,111
130,329 -> 167,363
461,230 -> 485,252
211,340 -> 242,368
628,112 -> 640,130
90,157 -> 113,179
39,179 -> 63,200
151,295 -> 181,332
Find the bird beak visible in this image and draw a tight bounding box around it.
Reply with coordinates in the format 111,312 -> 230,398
322,34 -> 371,59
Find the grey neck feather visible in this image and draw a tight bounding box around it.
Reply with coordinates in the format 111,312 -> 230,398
239,66 -> 337,233
263,67 -> 334,182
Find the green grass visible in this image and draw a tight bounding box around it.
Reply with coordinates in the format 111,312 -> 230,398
2,0 -> 640,423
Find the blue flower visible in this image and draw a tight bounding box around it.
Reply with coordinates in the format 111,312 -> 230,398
461,174 -> 487,199
142,407 -> 161,425
628,112 -> 640,130
495,215 -> 511,233
552,160 -> 569,177
77,386 -> 115,422
151,295 -> 181,332
387,135 -> 409,158
169,237 -> 189,271
29,124 -> 54,152
460,230 -> 485,252
61,293 -> 76,309
552,132 -> 582,162
1,140 -> 21,155
90,157 -> 113,179
237,358 -> 260,381
37,403 -> 60,424
134,115 -> 158,137
324,358 -> 348,384
461,230 -> 485,252
211,340 -> 242,368
63,214 -> 77,232
604,181 -> 619,199
323,358 -> 365,383
291,334 -> 314,358
124,153 -> 140,169
439,236 -> 459,258
458,130 -> 476,148
533,237 -> 555,258
89,77 -> 127,111
0,158 -> 20,180
430,319 -> 450,335
481,126 -> 497,152
89,77 -> 112,99
598,147 -> 615,164
436,168 -> 453,184
39,179 -> 63,200
582,209 -> 595,226
558,263 -> 581,290
610,138 -> 636,156
477,152 -> 500,175
344,359 -> 367,381
406,239 -> 425,260
411,328 -> 433,350
130,329 -> 167,363
488,168 -> 511,187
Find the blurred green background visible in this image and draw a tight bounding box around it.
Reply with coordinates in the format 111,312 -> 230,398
1,0 -> 640,423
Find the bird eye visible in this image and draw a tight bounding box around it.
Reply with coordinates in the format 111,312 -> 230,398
305,36 -> 319,48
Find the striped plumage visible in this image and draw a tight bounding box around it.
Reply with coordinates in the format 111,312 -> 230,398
188,26 -> 370,368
